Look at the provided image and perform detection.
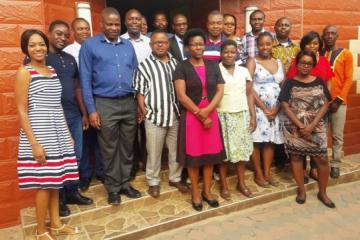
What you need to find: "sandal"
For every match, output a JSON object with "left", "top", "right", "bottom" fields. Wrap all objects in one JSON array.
[
  {"left": 220, "top": 187, "right": 231, "bottom": 200},
  {"left": 35, "top": 231, "right": 55, "bottom": 240},
  {"left": 237, "top": 184, "right": 254, "bottom": 198},
  {"left": 267, "top": 178, "right": 280, "bottom": 187},
  {"left": 254, "top": 178, "right": 271, "bottom": 188},
  {"left": 50, "top": 224, "right": 81, "bottom": 236}
]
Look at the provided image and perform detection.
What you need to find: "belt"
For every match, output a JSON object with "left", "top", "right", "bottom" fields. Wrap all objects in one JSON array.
[{"left": 94, "top": 93, "right": 134, "bottom": 100}]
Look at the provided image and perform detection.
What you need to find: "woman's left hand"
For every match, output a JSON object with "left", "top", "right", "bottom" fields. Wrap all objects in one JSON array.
[
  {"left": 82, "top": 115, "right": 89, "bottom": 130},
  {"left": 202, "top": 117, "right": 212, "bottom": 129},
  {"left": 249, "top": 116, "right": 257, "bottom": 132},
  {"left": 299, "top": 125, "right": 313, "bottom": 139},
  {"left": 197, "top": 108, "right": 211, "bottom": 121}
]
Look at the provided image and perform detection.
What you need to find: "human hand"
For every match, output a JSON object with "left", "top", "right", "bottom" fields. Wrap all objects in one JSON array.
[
  {"left": 330, "top": 101, "right": 341, "bottom": 113},
  {"left": 31, "top": 143, "right": 47, "bottom": 164},
  {"left": 82, "top": 115, "right": 89, "bottom": 130},
  {"left": 89, "top": 112, "right": 101, "bottom": 130},
  {"left": 249, "top": 116, "right": 257, "bottom": 132},
  {"left": 197, "top": 108, "right": 211, "bottom": 121},
  {"left": 202, "top": 117, "right": 212, "bottom": 129}
]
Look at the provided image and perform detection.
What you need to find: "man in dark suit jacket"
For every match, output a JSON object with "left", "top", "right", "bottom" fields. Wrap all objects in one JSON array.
[{"left": 169, "top": 14, "right": 188, "bottom": 62}]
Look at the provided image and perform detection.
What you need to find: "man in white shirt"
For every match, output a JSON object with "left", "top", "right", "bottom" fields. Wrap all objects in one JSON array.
[
  {"left": 63, "top": 18, "right": 90, "bottom": 65},
  {"left": 121, "top": 9, "right": 151, "bottom": 64},
  {"left": 169, "top": 14, "right": 188, "bottom": 62}
]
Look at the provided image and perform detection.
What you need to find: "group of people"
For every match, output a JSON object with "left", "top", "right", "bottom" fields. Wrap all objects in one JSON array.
[{"left": 15, "top": 6, "right": 353, "bottom": 240}]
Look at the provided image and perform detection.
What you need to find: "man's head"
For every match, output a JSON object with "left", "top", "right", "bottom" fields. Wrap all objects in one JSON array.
[
  {"left": 152, "top": 11, "right": 168, "bottom": 31},
  {"left": 250, "top": 10, "right": 265, "bottom": 33},
  {"left": 150, "top": 29, "right": 169, "bottom": 58},
  {"left": 141, "top": 16, "right": 148, "bottom": 35},
  {"left": 323, "top": 25, "right": 338, "bottom": 49},
  {"left": 125, "top": 9, "right": 142, "bottom": 36},
  {"left": 71, "top": 18, "right": 90, "bottom": 44},
  {"left": 100, "top": 7, "right": 121, "bottom": 42},
  {"left": 274, "top": 17, "right": 291, "bottom": 40},
  {"left": 172, "top": 14, "right": 188, "bottom": 38},
  {"left": 48, "top": 20, "right": 70, "bottom": 51},
  {"left": 206, "top": 10, "right": 224, "bottom": 39}
]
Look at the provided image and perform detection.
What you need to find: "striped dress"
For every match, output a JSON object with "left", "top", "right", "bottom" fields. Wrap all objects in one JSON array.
[{"left": 17, "top": 65, "right": 79, "bottom": 189}]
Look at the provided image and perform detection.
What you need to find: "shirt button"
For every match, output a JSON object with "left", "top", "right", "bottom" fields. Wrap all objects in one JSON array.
[
  {"left": 118, "top": 74, "right": 121, "bottom": 78},
  {"left": 117, "top": 64, "right": 120, "bottom": 67},
  {"left": 115, "top": 54, "right": 118, "bottom": 56}
]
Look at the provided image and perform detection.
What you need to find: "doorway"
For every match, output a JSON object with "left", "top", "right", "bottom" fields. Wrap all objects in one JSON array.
[{"left": 106, "top": 0, "right": 220, "bottom": 34}]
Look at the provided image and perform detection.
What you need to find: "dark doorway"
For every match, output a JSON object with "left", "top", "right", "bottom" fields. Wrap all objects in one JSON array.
[{"left": 106, "top": 0, "right": 220, "bottom": 34}]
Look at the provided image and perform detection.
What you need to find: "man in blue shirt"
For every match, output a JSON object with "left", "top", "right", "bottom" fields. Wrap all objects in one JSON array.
[
  {"left": 46, "top": 20, "right": 93, "bottom": 216},
  {"left": 79, "top": 7, "right": 141, "bottom": 205}
]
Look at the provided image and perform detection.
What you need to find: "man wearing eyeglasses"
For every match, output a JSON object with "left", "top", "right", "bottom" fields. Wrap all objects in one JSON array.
[{"left": 134, "top": 29, "right": 189, "bottom": 198}]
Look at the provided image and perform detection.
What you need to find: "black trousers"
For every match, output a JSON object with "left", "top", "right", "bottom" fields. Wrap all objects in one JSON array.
[{"left": 95, "top": 96, "right": 137, "bottom": 193}]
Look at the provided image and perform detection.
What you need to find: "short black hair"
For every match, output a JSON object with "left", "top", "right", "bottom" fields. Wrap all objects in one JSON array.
[
  {"left": 71, "top": 17, "right": 89, "bottom": 30},
  {"left": 220, "top": 39, "right": 237, "bottom": 53},
  {"left": 250, "top": 9, "right": 265, "bottom": 19},
  {"left": 151, "top": 29, "right": 168, "bottom": 39},
  {"left": 183, "top": 28, "right": 206, "bottom": 46},
  {"left": 207, "top": 10, "right": 223, "bottom": 20},
  {"left": 49, "top": 20, "right": 69, "bottom": 33},
  {"left": 300, "top": 31, "right": 323, "bottom": 51},
  {"left": 223, "top": 13, "right": 237, "bottom": 32},
  {"left": 256, "top": 31, "right": 273, "bottom": 44},
  {"left": 20, "top": 29, "right": 49, "bottom": 56},
  {"left": 153, "top": 10, "right": 168, "bottom": 20},
  {"left": 295, "top": 50, "right": 317, "bottom": 68}
]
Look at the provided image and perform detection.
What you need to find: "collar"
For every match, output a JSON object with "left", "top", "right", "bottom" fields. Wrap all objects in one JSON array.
[
  {"left": 149, "top": 52, "right": 174, "bottom": 62},
  {"left": 175, "top": 34, "right": 183, "bottom": 43},
  {"left": 246, "top": 28, "right": 266, "bottom": 38},
  {"left": 122, "top": 32, "right": 147, "bottom": 42},
  {"left": 73, "top": 41, "right": 82, "bottom": 49},
  {"left": 273, "top": 37, "right": 295, "bottom": 47},
  {"left": 100, "top": 34, "right": 122, "bottom": 44},
  {"left": 206, "top": 34, "right": 227, "bottom": 45},
  {"left": 219, "top": 62, "right": 239, "bottom": 74}
]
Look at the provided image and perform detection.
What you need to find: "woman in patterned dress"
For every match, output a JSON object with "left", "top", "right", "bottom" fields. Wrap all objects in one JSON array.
[
  {"left": 16, "top": 29, "right": 80, "bottom": 239},
  {"left": 246, "top": 32, "right": 284, "bottom": 188},
  {"left": 217, "top": 40, "right": 256, "bottom": 199},
  {"left": 279, "top": 50, "right": 335, "bottom": 208}
]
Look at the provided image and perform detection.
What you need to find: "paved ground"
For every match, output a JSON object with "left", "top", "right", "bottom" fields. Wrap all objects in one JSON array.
[{"left": 147, "top": 181, "right": 360, "bottom": 240}]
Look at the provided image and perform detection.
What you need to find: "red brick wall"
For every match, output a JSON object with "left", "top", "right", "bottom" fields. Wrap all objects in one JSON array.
[{"left": 0, "top": 0, "right": 105, "bottom": 228}]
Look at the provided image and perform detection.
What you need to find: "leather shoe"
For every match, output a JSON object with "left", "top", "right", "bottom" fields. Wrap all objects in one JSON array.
[
  {"left": 108, "top": 192, "right": 121, "bottom": 205},
  {"left": 169, "top": 181, "right": 190, "bottom": 193},
  {"left": 120, "top": 186, "right": 141, "bottom": 198},
  {"left": 330, "top": 167, "right": 340, "bottom": 179},
  {"left": 295, "top": 195, "right": 306, "bottom": 204},
  {"left": 59, "top": 203, "right": 71, "bottom": 217},
  {"left": 317, "top": 193, "right": 336, "bottom": 208},
  {"left": 96, "top": 175, "right": 105, "bottom": 184},
  {"left": 147, "top": 185, "right": 160, "bottom": 198},
  {"left": 201, "top": 192, "right": 219, "bottom": 208},
  {"left": 66, "top": 192, "right": 93, "bottom": 205},
  {"left": 192, "top": 201, "right": 203, "bottom": 211},
  {"left": 79, "top": 178, "right": 91, "bottom": 191}
]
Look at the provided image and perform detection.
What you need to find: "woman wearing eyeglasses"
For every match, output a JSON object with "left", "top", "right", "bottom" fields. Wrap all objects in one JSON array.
[
  {"left": 174, "top": 28, "right": 226, "bottom": 211},
  {"left": 279, "top": 50, "right": 335, "bottom": 208}
]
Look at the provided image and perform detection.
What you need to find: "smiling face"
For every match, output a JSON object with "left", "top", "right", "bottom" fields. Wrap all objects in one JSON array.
[
  {"left": 27, "top": 33, "right": 48, "bottom": 62},
  {"left": 274, "top": 18, "right": 291, "bottom": 40},
  {"left": 150, "top": 32, "right": 169, "bottom": 58},
  {"left": 297, "top": 55, "right": 315, "bottom": 76},
  {"left": 250, "top": 11, "right": 265, "bottom": 33},
  {"left": 304, "top": 37, "right": 320, "bottom": 54},
  {"left": 48, "top": 24, "right": 70, "bottom": 51},
  {"left": 187, "top": 36, "right": 205, "bottom": 59},
  {"left": 221, "top": 44, "right": 237, "bottom": 66},
  {"left": 257, "top": 35, "right": 273, "bottom": 58},
  {"left": 223, "top": 15, "right": 236, "bottom": 37},
  {"left": 207, "top": 14, "right": 224, "bottom": 39},
  {"left": 101, "top": 13, "right": 121, "bottom": 42},
  {"left": 125, "top": 10, "right": 142, "bottom": 35},
  {"left": 153, "top": 13, "right": 168, "bottom": 30},
  {"left": 73, "top": 20, "right": 90, "bottom": 44}
]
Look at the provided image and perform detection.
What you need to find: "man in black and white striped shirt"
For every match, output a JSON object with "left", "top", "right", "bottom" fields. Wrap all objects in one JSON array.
[{"left": 134, "top": 29, "right": 189, "bottom": 198}]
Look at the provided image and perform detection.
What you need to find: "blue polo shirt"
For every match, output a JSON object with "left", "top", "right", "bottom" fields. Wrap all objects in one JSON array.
[
  {"left": 46, "top": 52, "right": 80, "bottom": 118},
  {"left": 79, "top": 34, "right": 138, "bottom": 114}
]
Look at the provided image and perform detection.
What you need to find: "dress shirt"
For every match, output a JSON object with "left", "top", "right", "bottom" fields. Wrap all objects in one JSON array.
[
  {"left": 121, "top": 32, "right": 151, "bottom": 63},
  {"left": 63, "top": 41, "right": 82, "bottom": 66},
  {"left": 79, "top": 34, "right": 138, "bottom": 114},
  {"left": 272, "top": 38, "right": 300, "bottom": 73},
  {"left": 174, "top": 34, "right": 186, "bottom": 60}
]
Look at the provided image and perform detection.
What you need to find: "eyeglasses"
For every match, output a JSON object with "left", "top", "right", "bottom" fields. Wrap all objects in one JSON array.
[{"left": 298, "top": 61, "right": 314, "bottom": 68}]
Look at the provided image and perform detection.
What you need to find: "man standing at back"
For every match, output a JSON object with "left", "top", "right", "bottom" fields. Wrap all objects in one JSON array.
[
  {"left": 322, "top": 25, "right": 353, "bottom": 179},
  {"left": 147, "top": 11, "right": 173, "bottom": 38},
  {"left": 79, "top": 7, "right": 141, "bottom": 205},
  {"left": 169, "top": 14, "right": 188, "bottom": 62}
]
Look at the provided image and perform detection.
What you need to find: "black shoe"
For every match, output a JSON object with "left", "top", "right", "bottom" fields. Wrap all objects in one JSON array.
[
  {"left": 201, "top": 192, "right": 219, "bottom": 208},
  {"left": 192, "top": 201, "right": 203, "bottom": 211},
  {"left": 330, "top": 167, "right": 340, "bottom": 179},
  {"left": 59, "top": 203, "right": 71, "bottom": 217},
  {"left": 295, "top": 195, "right": 306, "bottom": 204},
  {"left": 79, "top": 178, "right": 91, "bottom": 191},
  {"left": 108, "top": 192, "right": 121, "bottom": 205},
  {"left": 317, "top": 193, "right": 336, "bottom": 208},
  {"left": 96, "top": 175, "right": 105, "bottom": 184},
  {"left": 66, "top": 192, "right": 93, "bottom": 205},
  {"left": 119, "top": 186, "right": 141, "bottom": 198},
  {"left": 304, "top": 176, "right": 309, "bottom": 184}
]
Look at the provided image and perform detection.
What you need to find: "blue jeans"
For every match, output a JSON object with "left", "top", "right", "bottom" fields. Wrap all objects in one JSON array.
[
  {"left": 60, "top": 114, "right": 82, "bottom": 199},
  {"left": 80, "top": 127, "right": 103, "bottom": 179}
]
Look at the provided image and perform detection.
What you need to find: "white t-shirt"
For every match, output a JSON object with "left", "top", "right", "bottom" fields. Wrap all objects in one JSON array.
[
  {"left": 121, "top": 32, "right": 151, "bottom": 64},
  {"left": 63, "top": 41, "right": 81, "bottom": 66},
  {"left": 217, "top": 63, "right": 252, "bottom": 112}
]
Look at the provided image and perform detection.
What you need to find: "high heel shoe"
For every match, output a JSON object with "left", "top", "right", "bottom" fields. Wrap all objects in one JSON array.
[
  {"left": 317, "top": 193, "right": 336, "bottom": 208},
  {"left": 201, "top": 192, "right": 219, "bottom": 208},
  {"left": 35, "top": 231, "right": 55, "bottom": 240},
  {"left": 50, "top": 224, "right": 81, "bottom": 236},
  {"left": 191, "top": 200, "right": 203, "bottom": 211}
]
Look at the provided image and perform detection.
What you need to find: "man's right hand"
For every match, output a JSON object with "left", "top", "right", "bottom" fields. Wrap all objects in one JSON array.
[{"left": 89, "top": 112, "right": 101, "bottom": 130}]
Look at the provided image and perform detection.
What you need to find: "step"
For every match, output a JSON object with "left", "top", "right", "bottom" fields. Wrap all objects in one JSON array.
[{"left": 21, "top": 154, "right": 360, "bottom": 240}]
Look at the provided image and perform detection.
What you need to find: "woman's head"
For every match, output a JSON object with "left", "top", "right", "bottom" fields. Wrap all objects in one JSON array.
[
  {"left": 300, "top": 31, "right": 322, "bottom": 54},
  {"left": 223, "top": 14, "right": 237, "bottom": 37},
  {"left": 295, "top": 50, "right": 317, "bottom": 75},
  {"left": 220, "top": 39, "right": 237, "bottom": 66},
  {"left": 183, "top": 28, "right": 206, "bottom": 59},
  {"left": 256, "top": 32, "right": 273, "bottom": 58},
  {"left": 21, "top": 29, "right": 49, "bottom": 61}
]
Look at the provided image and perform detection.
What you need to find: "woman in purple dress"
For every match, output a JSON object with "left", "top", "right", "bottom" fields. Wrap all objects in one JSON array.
[{"left": 174, "top": 28, "right": 226, "bottom": 211}]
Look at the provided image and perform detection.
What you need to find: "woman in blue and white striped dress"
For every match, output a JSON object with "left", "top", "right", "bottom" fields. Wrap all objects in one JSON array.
[{"left": 16, "top": 29, "right": 80, "bottom": 239}]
